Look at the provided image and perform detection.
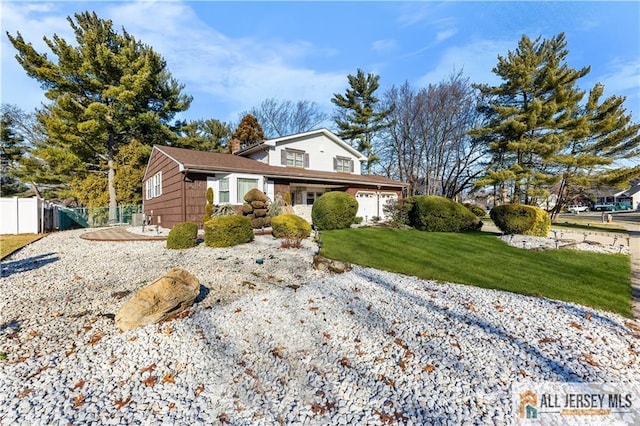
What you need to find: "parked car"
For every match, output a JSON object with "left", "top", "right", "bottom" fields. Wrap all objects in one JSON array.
[
  {"left": 567, "top": 205, "right": 589, "bottom": 213},
  {"left": 592, "top": 202, "right": 632, "bottom": 211},
  {"left": 592, "top": 203, "right": 615, "bottom": 211},
  {"left": 613, "top": 202, "right": 632, "bottom": 211}
]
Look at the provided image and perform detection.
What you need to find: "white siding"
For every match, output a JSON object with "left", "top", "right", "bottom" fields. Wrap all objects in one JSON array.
[
  {"left": 207, "top": 174, "right": 273, "bottom": 205},
  {"left": 269, "top": 134, "right": 362, "bottom": 174}
]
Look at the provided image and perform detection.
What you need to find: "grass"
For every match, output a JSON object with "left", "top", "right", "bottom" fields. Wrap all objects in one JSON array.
[
  {"left": 0, "top": 234, "right": 44, "bottom": 259},
  {"left": 319, "top": 227, "right": 631, "bottom": 317}
]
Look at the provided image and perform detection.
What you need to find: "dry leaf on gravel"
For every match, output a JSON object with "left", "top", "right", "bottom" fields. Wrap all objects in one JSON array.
[
  {"left": 194, "top": 384, "right": 205, "bottom": 397},
  {"left": 422, "top": 365, "right": 435, "bottom": 373},
  {"left": 162, "top": 373, "right": 176, "bottom": 384},
  {"left": 17, "top": 388, "right": 33, "bottom": 398},
  {"left": 72, "top": 379, "right": 85, "bottom": 390},
  {"left": 114, "top": 397, "right": 131, "bottom": 409},
  {"left": 87, "top": 332, "right": 103, "bottom": 345},
  {"left": 72, "top": 393, "right": 85, "bottom": 408},
  {"left": 583, "top": 354, "right": 600, "bottom": 367},
  {"left": 570, "top": 322, "right": 583, "bottom": 330},
  {"left": 140, "top": 363, "right": 156, "bottom": 374},
  {"left": 143, "top": 376, "right": 157, "bottom": 387}
]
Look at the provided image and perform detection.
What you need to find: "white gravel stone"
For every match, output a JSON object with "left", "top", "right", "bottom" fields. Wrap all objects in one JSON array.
[{"left": 1, "top": 228, "right": 639, "bottom": 424}]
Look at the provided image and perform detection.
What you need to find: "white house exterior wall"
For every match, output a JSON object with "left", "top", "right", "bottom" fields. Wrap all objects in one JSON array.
[
  {"left": 207, "top": 173, "right": 274, "bottom": 205},
  {"left": 267, "top": 134, "right": 362, "bottom": 174}
]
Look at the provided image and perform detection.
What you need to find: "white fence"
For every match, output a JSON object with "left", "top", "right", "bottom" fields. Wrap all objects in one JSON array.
[{"left": 0, "top": 197, "right": 59, "bottom": 234}]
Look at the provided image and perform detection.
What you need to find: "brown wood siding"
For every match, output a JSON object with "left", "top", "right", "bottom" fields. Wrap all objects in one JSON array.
[
  {"left": 274, "top": 181, "right": 291, "bottom": 200},
  {"left": 185, "top": 173, "right": 207, "bottom": 226},
  {"left": 143, "top": 150, "right": 185, "bottom": 229}
]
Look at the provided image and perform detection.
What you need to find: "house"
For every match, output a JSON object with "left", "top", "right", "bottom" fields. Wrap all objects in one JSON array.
[
  {"left": 614, "top": 182, "right": 640, "bottom": 210},
  {"left": 142, "top": 129, "right": 407, "bottom": 228}
]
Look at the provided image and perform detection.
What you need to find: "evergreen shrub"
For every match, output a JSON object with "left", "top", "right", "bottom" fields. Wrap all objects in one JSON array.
[
  {"left": 406, "top": 195, "right": 482, "bottom": 232},
  {"left": 166, "top": 222, "right": 198, "bottom": 249},
  {"left": 311, "top": 191, "right": 358, "bottom": 230},
  {"left": 204, "top": 215, "right": 254, "bottom": 247},
  {"left": 271, "top": 214, "right": 312, "bottom": 240},
  {"left": 490, "top": 204, "right": 550, "bottom": 236}
]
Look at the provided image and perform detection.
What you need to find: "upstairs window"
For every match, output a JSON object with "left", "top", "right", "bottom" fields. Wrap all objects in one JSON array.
[
  {"left": 281, "top": 149, "right": 309, "bottom": 168},
  {"left": 334, "top": 157, "right": 354, "bottom": 173}
]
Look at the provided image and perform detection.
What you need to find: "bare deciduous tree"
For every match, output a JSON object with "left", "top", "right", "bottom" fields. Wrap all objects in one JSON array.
[
  {"left": 379, "top": 73, "right": 486, "bottom": 198},
  {"left": 248, "top": 98, "right": 329, "bottom": 138}
]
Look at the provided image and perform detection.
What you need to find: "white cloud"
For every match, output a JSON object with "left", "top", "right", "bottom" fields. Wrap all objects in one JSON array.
[
  {"left": 597, "top": 58, "right": 640, "bottom": 120},
  {"left": 416, "top": 39, "right": 514, "bottom": 87},
  {"left": 371, "top": 39, "right": 397, "bottom": 53},
  {"left": 101, "top": 1, "right": 345, "bottom": 121},
  {"left": 436, "top": 28, "right": 457, "bottom": 43},
  {"left": 0, "top": 2, "right": 76, "bottom": 111},
  {"left": 0, "top": 1, "right": 347, "bottom": 121}
]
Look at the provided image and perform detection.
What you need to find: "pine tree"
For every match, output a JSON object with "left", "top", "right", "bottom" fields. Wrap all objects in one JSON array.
[
  {"left": 550, "top": 83, "right": 640, "bottom": 217},
  {"left": 175, "top": 119, "right": 232, "bottom": 152},
  {"left": 472, "top": 33, "right": 639, "bottom": 213},
  {"left": 471, "top": 33, "right": 589, "bottom": 205},
  {"left": 232, "top": 114, "right": 264, "bottom": 150},
  {"left": 7, "top": 11, "right": 191, "bottom": 221},
  {"left": 331, "top": 69, "right": 392, "bottom": 173},
  {"left": 0, "top": 105, "right": 28, "bottom": 196}
]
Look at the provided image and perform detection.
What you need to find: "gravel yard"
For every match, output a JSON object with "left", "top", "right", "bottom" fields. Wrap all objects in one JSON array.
[{"left": 1, "top": 228, "right": 639, "bottom": 425}]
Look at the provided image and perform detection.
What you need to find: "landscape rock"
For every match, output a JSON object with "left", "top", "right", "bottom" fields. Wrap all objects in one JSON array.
[
  {"left": 313, "top": 255, "right": 352, "bottom": 273},
  {"left": 115, "top": 267, "right": 200, "bottom": 331}
]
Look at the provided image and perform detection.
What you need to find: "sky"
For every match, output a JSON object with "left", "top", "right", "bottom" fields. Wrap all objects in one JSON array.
[{"left": 1, "top": 1, "right": 639, "bottom": 127}]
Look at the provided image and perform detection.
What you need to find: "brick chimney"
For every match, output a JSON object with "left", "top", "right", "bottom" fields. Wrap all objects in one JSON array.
[{"left": 230, "top": 138, "right": 241, "bottom": 154}]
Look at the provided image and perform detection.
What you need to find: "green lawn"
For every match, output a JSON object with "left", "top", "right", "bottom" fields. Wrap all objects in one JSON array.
[
  {"left": 319, "top": 228, "right": 631, "bottom": 317},
  {"left": 0, "top": 234, "right": 44, "bottom": 259}
]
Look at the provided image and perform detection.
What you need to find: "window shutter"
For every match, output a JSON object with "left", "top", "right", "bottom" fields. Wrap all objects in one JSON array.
[
  {"left": 304, "top": 153, "right": 309, "bottom": 168},
  {"left": 281, "top": 149, "right": 287, "bottom": 165},
  {"left": 333, "top": 158, "right": 337, "bottom": 171},
  {"left": 350, "top": 160, "right": 354, "bottom": 173}
]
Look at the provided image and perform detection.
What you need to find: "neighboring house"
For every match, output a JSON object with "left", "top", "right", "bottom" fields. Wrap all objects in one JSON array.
[
  {"left": 142, "top": 129, "right": 407, "bottom": 228},
  {"left": 614, "top": 182, "right": 640, "bottom": 210}
]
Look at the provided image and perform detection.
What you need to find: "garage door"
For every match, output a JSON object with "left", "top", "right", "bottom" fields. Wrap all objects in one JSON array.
[{"left": 355, "top": 192, "right": 398, "bottom": 220}]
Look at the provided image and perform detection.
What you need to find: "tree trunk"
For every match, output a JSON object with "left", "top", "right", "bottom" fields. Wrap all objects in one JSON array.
[{"left": 108, "top": 158, "right": 118, "bottom": 224}]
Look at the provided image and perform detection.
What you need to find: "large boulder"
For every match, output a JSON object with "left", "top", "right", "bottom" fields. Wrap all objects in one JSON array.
[{"left": 115, "top": 267, "right": 200, "bottom": 331}]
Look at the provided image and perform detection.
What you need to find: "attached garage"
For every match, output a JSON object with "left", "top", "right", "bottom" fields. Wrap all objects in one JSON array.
[{"left": 355, "top": 191, "right": 398, "bottom": 220}]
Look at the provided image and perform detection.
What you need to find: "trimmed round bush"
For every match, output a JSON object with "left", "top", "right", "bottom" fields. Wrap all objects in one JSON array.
[
  {"left": 271, "top": 214, "right": 312, "bottom": 240},
  {"left": 244, "top": 188, "right": 268, "bottom": 203},
  {"left": 490, "top": 204, "right": 550, "bottom": 236},
  {"left": 311, "top": 191, "right": 358, "bottom": 230},
  {"left": 406, "top": 195, "right": 482, "bottom": 232},
  {"left": 204, "top": 215, "right": 254, "bottom": 247},
  {"left": 166, "top": 222, "right": 198, "bottom": 249}
]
